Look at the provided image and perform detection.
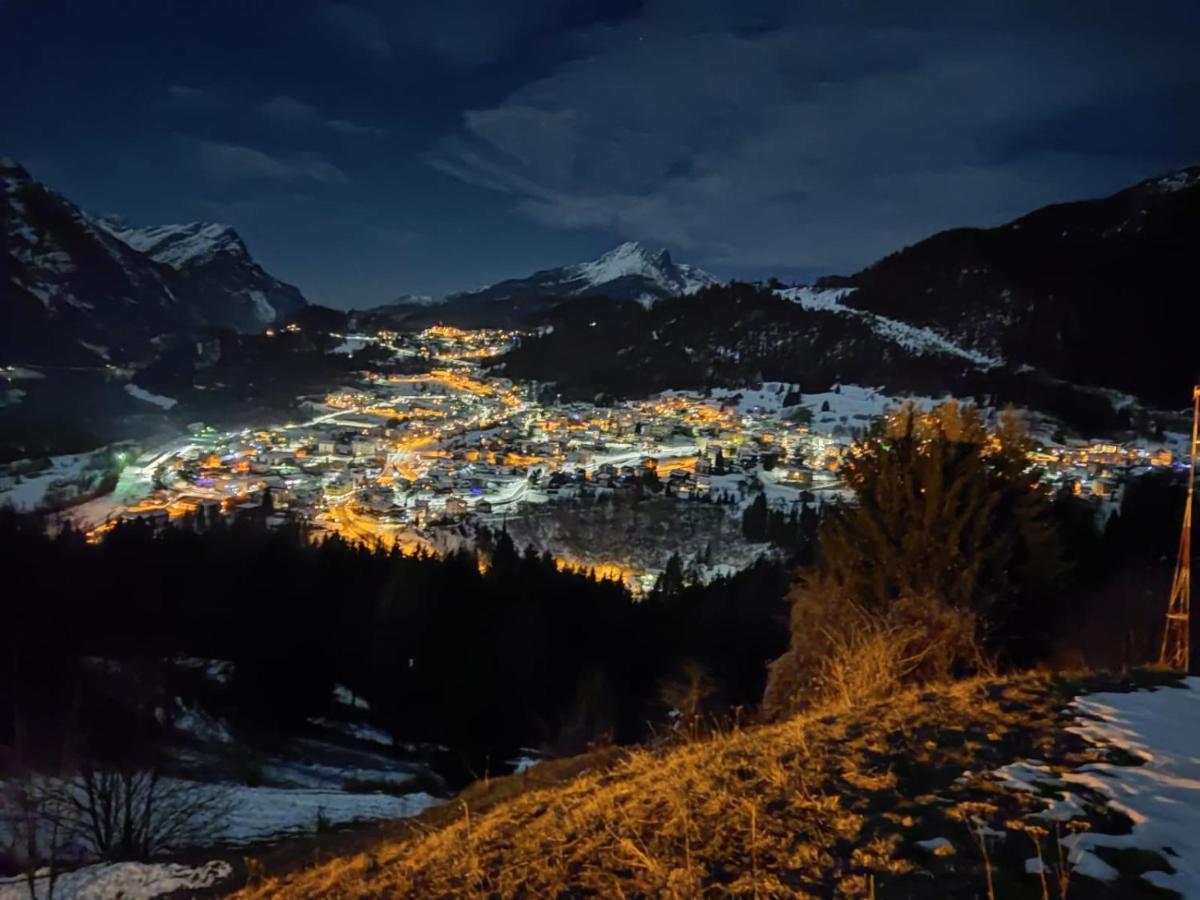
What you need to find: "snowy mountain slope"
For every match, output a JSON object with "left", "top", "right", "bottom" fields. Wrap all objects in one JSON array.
[
  {"left": 2, "top": 157, "right": 186, "bottom": 366},
  {"left": 2, "top": 157, "right": 309, "bottom": 365},
  {"left": 359, "top": 241, "right": 719, "bottom": 329},
  {"left": 834, "top": 164, "right": 1200, "bottom": 406},
  {"left": 498, "top": 282, "right": 990, "bottom": 403},
  {"left": 451, "top": 240, "right": 719, "bottom": 306},
  {"left": 565, "top": 241, "right": 718, "bottom": 300},
  {"left": 779, "top": 286, "right": 1002, "bottom": 369},
  {"left": 97, "top": 218, "right": 307, "bottom": 331},
  {"left": 96, "top": 220, "right": 245, "bottom": 268}
]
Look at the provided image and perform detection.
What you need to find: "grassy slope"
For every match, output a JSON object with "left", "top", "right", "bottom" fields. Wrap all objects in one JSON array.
[{"left": 235, "top": 673, "right": 1182, "bottom": 899}]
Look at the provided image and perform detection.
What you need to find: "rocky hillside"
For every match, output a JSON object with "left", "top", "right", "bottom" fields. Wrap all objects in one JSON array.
[
  {"left": 97, "top": 219, "right": 307, "bottom": 333},
  {"left": 1, "top": 158, "right": 307, "bottom": 367},
  {"left": 2, "top": 157, "right": 186, "bottom": 366}
]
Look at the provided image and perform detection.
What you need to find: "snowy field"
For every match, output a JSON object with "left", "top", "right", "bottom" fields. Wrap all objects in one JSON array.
[
  {"left": 0, "top": 779, "right": 437, "bottom": 899},
  {"left": 0, "top": 860, "right": 231, "bottom": 900},
  {"left": 0, "top": 453, "right": 100, "bottom": 512},
  {"left": 209, "top": 782, "right": 438, "bottom": 843}
]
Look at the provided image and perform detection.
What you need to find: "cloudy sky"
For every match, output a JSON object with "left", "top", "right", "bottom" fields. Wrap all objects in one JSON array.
[{"left": 3, "top": 0, "right": 1199, "bottom": 307}]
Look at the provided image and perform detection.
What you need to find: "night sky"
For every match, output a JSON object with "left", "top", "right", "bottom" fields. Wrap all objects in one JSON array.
[{"left": 3, "top": 0, "right": 1199, "bottom": 308}]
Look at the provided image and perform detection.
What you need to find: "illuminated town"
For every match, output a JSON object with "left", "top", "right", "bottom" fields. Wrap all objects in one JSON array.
[{"left": 67, "top": 325, "right": 1180, "bottom": 591}]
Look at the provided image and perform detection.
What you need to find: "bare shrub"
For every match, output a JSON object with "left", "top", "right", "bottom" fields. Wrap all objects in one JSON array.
[
  {"left": 765, "top": 591, "right": 992, "bottom": 716},
  {"left": 1, "top": 769, "right": 75, "bottom": 899},
  {"left": 63, "top": 767, "right": 233, "bottom": 862}
]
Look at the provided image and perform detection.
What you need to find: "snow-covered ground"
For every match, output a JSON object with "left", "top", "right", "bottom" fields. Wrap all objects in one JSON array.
[
  {"left": 779, "top": 285, "right": 1003, "bottom": 368},
  {"left": 0, "top": 452, "right": 100, "bottom": 512},
  {"left": 804, "top": 384, "right": 952, "bottom": 432},
  {"left": 124, "top": 383, "right": 178, "bottom": 410},
  {"left": 330, "top": 334, "right": 376, "bottom": 355},
  {"left": 211, "top": 782, "right": 438, "bottom": 843},
  {"left": 0, "top": 860, "right": 231, "bottom": 900},
  {"left": 998, "top": 678, "right": 1200, "bottom": 895},
  {"left": 1063, "top": 680, "right": 1200, "bottom": 895},
  {"left": 0, "top": 776, "right": 437, "bottom": 898},
  {"left": 52, "top": 437, "right": 197, "bottom": 530}
]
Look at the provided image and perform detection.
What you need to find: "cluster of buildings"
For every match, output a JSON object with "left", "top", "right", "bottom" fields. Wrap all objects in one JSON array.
[
  {"left": 1031, "top": 441, "right": 1177, "bottom": 501},
  {"left": 85, "top": 328, "right": 843, "bottom": 553},
  {"left": 79, "top": 325, "right": 1185, "bottom": 573}
]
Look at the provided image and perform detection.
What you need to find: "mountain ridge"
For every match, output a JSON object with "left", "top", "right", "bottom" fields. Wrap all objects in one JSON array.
[
  {"left": 352, "top": 240, "right": 719, "bottom": 331},
  {"left": 1, "top": 157, "right": 308, "bottom": 366},
  {"left": 445, "top": 240, "right": 719, "bottom": 308},
  {"left": 832, "top": 164, "right": 1200, "bottom": 406},
  {"left": 97, "top": 217, "right": 307, "bottom": 331}
]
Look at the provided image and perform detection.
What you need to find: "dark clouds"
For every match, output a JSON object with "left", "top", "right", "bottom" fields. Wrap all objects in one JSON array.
[
  {"left": 257, "top": 95, "right": 385, "bottom": 136},
  {"left": 1, "top": 0, "right": 1197, "bottom": 304},
  {"left": 197, "top": 142, "right": 349, "bottom": 185},
  {"left": 433, "top": 0, "right": 1200, "bottom": 274}
]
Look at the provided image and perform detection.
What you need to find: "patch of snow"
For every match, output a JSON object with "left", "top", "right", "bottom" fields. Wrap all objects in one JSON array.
[
  {"left": 803, "top": 384, "right": 952, "bottom": 433},
  {"left": 992, "top": 760, "right": 1058, "bottom": 794},
  {"left": 778, "top": 286, "right": 856, "bottom": 310},
  {"left": 0, "top": 452, "right": 98, "bottom": 512},
  {"left": 1068, "top": 849, "right": 1119, "bottom": 883},
  {"left": 333, "top": 684, "right": 370, "bottom": 710},
  {"left": 916, "top": 836, "right": 954, "bottom": 853},
  {"left": 995, "top": 679, "right": 1200, "bottom": 893},
  {"left": 507, "top": 753, "right": 540, "bottom": 775},
  {"left": 330, "top": 335, "right": 375, "bottom": 355},
  {"left": 173, "top": 700, "right": 233, "bottom": 744},
  {"left": 173, "top": 656, "right": 234, "bottom": 684},
  {"left": 309, "top": 717, "right": 393, "bottom": 747},
  {"left": 778, "top": 285, "right": 1002, "bottom": 368},
  {"left": 247, "top": 289, "right": 276, "bottom": 323},
  {"left": 1153, "top": 170, "right": 1200, "bottom": 194},
  {"left": 0, "top": 860, "right": 232, "bottom": 900},
  {"left": 124, "top": 384, "right": 178, "bottom": 410},
  {"left": 96, "top": 220, "right": 244, "bottom": 268},
  {"left": 78, "top": 341, "right": 109, "bottom": 362},
  {"left": 216, "top": 783, "right": 438, "bottom": 843},
  {"left": 1058, "top": 679, "right": 1200, "bottom": 895}
]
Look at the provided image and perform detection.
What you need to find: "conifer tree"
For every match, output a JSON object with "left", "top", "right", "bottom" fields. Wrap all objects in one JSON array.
[{"left": 764, "top": 402, "right": 1065, "bottom": 715}]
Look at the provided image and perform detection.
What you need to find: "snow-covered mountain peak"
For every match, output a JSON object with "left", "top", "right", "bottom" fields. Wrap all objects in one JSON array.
[
  {"left": 96, "top": 219, "right": 247, "bottom": 269},
  {"left": 569, "top": 241, "right": 717, "bottom": 296}
]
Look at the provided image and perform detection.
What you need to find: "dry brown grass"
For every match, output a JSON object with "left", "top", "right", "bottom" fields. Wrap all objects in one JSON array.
[{"left": 235, "top": 674, "right": 1098, "bottom": 899}]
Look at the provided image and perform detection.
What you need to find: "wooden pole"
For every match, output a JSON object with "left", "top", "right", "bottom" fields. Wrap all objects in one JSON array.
[{"left": 1160, "top": 385, "right": 1198, "bottom": 672}]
